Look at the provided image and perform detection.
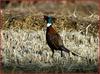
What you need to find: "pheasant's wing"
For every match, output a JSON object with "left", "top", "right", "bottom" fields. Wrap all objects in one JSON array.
[{"left": 49, "top": 33, "right": 63, "bottom": 49}]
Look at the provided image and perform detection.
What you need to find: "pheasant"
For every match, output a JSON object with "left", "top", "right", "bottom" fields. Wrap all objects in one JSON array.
[{"left": 44, "top": 15, "right": 81, "bottom": 57}]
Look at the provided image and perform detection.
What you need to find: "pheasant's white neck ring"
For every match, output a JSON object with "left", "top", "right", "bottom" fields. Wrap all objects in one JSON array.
[{"left": 47, "top": 23, "right": 52, "bottom": 27}]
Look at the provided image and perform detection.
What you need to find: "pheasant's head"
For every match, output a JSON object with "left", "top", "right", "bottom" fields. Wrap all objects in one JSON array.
[{"left": 44, "top": 16, "right": 56, "bottom": 27}]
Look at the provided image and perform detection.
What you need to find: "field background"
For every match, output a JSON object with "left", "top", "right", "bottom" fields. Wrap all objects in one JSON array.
[{"left": 0, "top": 0, "right": 99, "bottom": 72}]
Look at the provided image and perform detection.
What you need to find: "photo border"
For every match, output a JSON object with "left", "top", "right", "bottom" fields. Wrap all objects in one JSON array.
[{"left": 0, "top": 0, "right": 99, "bottom": 74}]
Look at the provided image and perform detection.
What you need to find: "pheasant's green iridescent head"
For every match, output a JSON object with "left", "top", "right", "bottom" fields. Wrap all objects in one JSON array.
[
  {"left": 44, "top": 15, "right": 56, "bottom": 27},
  {"left": 47, "top": 16, "right": 52, "bottom": 23}
]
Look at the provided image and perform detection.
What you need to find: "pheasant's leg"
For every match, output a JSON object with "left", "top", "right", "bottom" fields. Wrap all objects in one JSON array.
[
  {"left": 61, "top": 50, "right": 63, "bottom": 57},
  {"left": 52, "top": 50, "right": 54, "bottom": 58}
]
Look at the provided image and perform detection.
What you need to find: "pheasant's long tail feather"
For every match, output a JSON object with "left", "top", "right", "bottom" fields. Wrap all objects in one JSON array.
[{"left": 60, "top": 46, "right": 85, "bottom": 58}]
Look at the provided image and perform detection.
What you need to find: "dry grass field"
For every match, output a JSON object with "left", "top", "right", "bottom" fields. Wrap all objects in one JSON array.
[{"left": 0, "top": 0, "right": 99, "bottom": 72}]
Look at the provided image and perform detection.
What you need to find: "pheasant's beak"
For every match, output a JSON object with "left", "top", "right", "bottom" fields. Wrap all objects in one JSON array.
[{"left": 43, "top": 15, "right": 47, "bottom": 23}]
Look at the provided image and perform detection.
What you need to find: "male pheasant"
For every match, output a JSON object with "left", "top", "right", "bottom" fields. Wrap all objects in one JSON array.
[{"left": 44, "top": 15, "right": 80, "bottom": 57}]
